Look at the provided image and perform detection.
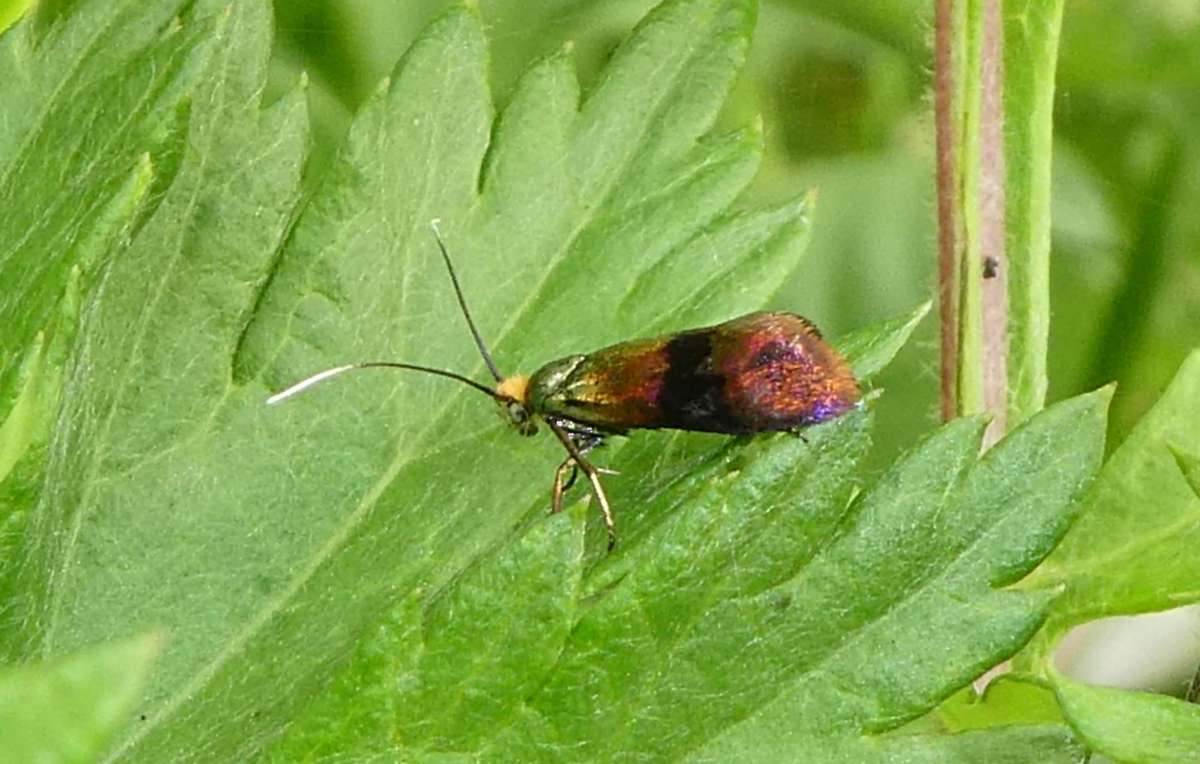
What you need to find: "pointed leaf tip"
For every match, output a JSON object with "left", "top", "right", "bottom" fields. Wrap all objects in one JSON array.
[
  {"left": 839, "top": 301, "right": 931, "bottom": 379},
  {"left": 1169, "top": 442, "right": 1200, "bottom": 499}
]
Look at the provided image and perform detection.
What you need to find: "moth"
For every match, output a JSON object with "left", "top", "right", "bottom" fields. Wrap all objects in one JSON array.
[{"left": 269, "top": 223, "right": 860, "bottom": 549}]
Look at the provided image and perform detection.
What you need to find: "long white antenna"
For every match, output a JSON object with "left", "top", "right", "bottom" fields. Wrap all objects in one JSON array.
[
  {"left": 267, "top": 365, "right": 356, "bottom": 404},
  {"left": 266, "top": 362, "right": 502, "bottom": 405}
]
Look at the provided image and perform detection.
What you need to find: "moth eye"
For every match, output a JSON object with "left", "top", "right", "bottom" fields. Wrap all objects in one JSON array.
[
  {"left": 507, "top": 403, "right": 537, "bottom": 434},
  {"left": 504, "top": 403, "right": 537, "bottom": 436}
]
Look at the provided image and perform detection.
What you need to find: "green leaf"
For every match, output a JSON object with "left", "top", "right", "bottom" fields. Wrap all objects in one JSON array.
[
  {"left": 678, "top": 390, "right": 1107, "bottom": 762},
  {"left": 1014, "top": 353, "right": 1200, "bottom": 760},
  {"left": 391, "top": 507, "right": 586, "bottom": 750},
  {"left": 9, "top": 0, "right": 309, "bottom": 758},
  {"left": 0, "top": 633, "right": 160, "bottom": 764},
  {"left": 0, "top": 268, "right": 75, "bottom": 484},
  {"left": 1171, "top": 442, "right": 1200, "bottom": 501},
  {"left": 837, "top": 300, "right": 930, "bottom": 380},
  {"left": 1024, "top": 351, "right": 1200, "bottom": 651},
  {"left": 687, "top": 725, "right": 1085, "bottom": 763},
  {"left": 0, "top": 0, "right": 31, "bottom": 35},
  {"left": 268, "top": 388, "right": 1105, "bottom": 760},
  {"left": 1054, "top": 674, "right": 1200, "bottom": 764},
  {"left": 263, "top": 506, "right": 587, "bottom": 761},
  {"left": 0, "top": 266, "right": 80, "bottom": 652},
  {"left": 939, "top": 675, "right": 1066, "bottom": 732},
  {"left": 4, "top": 0, "right": 847, "bottom": 759},
  {"left": 0, "top": 0, "right": 207, "bottom": 413}
]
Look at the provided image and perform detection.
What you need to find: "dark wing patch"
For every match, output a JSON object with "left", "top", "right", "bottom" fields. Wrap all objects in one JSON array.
[{"left": 658, "top": 330, "right": 743, "bottom": 432}]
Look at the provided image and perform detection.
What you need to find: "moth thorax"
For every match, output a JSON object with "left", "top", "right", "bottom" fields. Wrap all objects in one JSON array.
[{"left": 497, "top": 374, "right": 531, "bottom": 405}]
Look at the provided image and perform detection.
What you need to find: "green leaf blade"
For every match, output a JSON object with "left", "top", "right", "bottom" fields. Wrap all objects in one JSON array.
[
  {"left": 684, "top": 390, "right": 1107, "bottom": 760},
  {"left": 265, "top": 509, "right": 587, "bottom": 760},
  {"left": 11, "top": 0, "right": 829, "bottom": 759},
  {"left": 509, "top": 410, "right": 872, "bottom": 761},
  {"left": 1055, "top": 676, "right": 1200, "bottom": 764},
  {"left": 394, "top": 509, "right": 586, "bottom": 751},
  {"left": 0, "top": 633, "right": 160, "bottom": 764},
  {"left": 0, "top": 1, "right": 208, "bottom": 410},
  {"left": 12, "top": 1, "right": 311, "bottom": 759},
  {"left": 943, "top": 387, "right": 1109, "bottom": 588},
  {"left": 1028, "top": 351, "right": 1200, "bottom": 639},
  {"left": 686, "top": 725, "right": 1085, "bottom": 764},
  {"left": 572, "top": 0, "right": 755, "bottom": 202},
  {"left": 838, "top": 300, "right": 931, "bottom": 380}
]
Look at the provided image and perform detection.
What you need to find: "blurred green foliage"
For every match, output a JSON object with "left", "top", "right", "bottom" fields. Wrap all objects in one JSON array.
[
  {"left": 0, "top": 0, "right": 32, "bottom": 31},
  {"left": 268, "top": 0, "right": 1200, "bottom": 461}
]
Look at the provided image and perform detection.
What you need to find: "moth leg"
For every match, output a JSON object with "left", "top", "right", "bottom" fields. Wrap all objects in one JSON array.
[
  {"left": 550, "top": 424, "right": 607, "bottom": 510},
  {"left": 579, "top": 459, "right": 616, "bottom": 552},
  {"left": 559, "top": 459, "right": 616, "bottom": 488},
  {"left": 561, "top": 462, "right": 580, "bottom": 492},
  {"left": 784, "top": 425, "right": 811, "bottom": 443},
  {"left": 558, "top": 425, "right": 611, "bottom": 490},
  {"left": 548, "top": 421, "right": 617, "bottom": 551},
  {"left": 551, "top": 445, "right": 618, "bottom": 512},
  {"left": 551, "top": 458, "right": 578, "bottom": 514}
]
